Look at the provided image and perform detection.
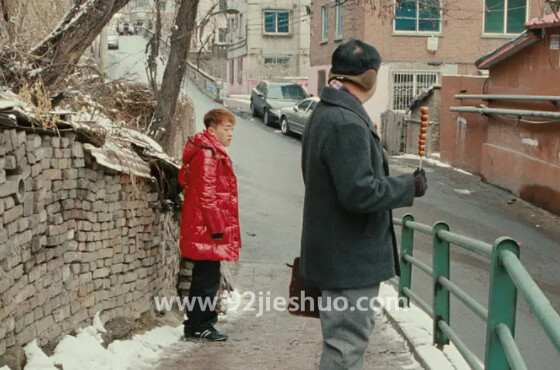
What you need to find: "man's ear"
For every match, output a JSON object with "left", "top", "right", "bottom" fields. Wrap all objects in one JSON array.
[{"left": 207, "top": 125, "right": 216, "bottom": 135}]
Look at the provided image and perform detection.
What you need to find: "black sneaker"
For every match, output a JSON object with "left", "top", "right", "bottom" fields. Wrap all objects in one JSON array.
[{"left": 185, "top": 327, "right": 228, "bottom": 341}]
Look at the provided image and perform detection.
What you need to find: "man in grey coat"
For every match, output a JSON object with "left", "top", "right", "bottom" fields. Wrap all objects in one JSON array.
[{"left": 300, "top": 39, "right": 428, "bottom": 369}]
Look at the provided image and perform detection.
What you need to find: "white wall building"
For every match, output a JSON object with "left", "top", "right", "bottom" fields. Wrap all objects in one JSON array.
[{"left": 226, "top": 0, "right": 311, "bottom": 96}]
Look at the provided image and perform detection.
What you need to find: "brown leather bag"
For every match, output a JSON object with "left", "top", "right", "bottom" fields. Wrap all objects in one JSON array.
[{"left": 287, "top": 257, "right": 321, "bottom": 318}]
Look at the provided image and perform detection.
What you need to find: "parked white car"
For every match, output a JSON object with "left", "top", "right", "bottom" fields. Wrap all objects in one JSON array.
[{"left": 108, "top": 28, "right": 119, "bottom": 49}]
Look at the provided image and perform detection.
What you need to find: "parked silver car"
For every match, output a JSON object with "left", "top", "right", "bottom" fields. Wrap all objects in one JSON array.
[{"left": 279, "top": 97, "right": 319, "bottom": 135}]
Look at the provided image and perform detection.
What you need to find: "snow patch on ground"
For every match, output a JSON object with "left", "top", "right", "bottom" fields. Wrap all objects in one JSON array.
[
  {"left": 454, "top": 189, "right": 472, "bottom": 195},
  {"left": 23, "top": 314, "right": 189, "bottom": 370},
  {"left": 379, "top": 283, "right": 477, "bottom": 370},
  {"left": 395, "top": 154, "right": 474, "bottom": 176}
]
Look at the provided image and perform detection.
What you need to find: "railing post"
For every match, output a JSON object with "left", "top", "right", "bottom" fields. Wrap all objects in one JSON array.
[
  {"left": 433, "top": 221, "right": 450, "bottom": 348},
  {"left": 398, "top": 214, "right": 414, "bottom": 308},
  {"left": 484, "top": 237, "right": 520, "bottom": 370}
]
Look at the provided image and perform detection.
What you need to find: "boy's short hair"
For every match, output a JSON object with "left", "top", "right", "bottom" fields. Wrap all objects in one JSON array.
[{"left": 203, "top": 109, "right": 236, "bottom": 129}]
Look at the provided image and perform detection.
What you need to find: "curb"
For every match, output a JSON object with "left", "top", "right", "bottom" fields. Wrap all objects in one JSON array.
[{"left": 379, "top": 283, "right": 476, "bottom": 370}]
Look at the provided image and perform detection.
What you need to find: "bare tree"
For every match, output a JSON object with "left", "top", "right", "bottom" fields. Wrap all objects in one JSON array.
[
  {"left": 196, "top": 32, "right": 213, "bottom": 69},
  {"left": 146, "top": 0, "right": 163, "bottom": 97},
  {"left": 30, "top": 0, "right": 132, "bottom": 88},
  {"left": 362, "top": 0, "right": 476, "bottom": 21},
  {"left": 194, "top": 1, "right": 218, "bottom": 69},
  {"left": 148, "top": 0, "right": 200, "bottom": 143},
  {"left": 0, "top": 0, "right": 21, "bottom": 42}
]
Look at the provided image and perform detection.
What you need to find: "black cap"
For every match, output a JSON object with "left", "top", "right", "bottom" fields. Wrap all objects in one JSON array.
[{"left": 331, "top": 39, "right": 382, "bottom": 75}]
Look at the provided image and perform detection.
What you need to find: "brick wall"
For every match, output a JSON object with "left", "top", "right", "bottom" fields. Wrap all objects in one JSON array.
[
  {"left": 363, "top": 0, "right": 542, "bottom": 67},
  {"left": 0, "top": 128, "right": 182, "bottom": 357},
  {"left": 310, "top": 0, "right": 365, "bottom": 68},
  {"left": 408, "top": 87, "right": 441, "bottom": 154},
  {"left": 311, "top": 0, "right": 542, "bottom": 68}
]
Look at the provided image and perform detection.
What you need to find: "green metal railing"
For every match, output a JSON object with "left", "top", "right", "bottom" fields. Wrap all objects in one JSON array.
[{"left": 392, "top": 214, "right": 560, "bottom": 370}]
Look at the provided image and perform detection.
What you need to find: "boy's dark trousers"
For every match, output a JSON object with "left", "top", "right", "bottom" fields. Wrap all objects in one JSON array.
[{"left": 184, "top": 260, "right": 221, "bottom": 333}]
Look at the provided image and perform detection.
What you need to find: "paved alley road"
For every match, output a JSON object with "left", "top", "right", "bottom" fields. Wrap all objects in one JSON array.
[{"left": 109, "top": 36, "right": 560, "bottom": 369}]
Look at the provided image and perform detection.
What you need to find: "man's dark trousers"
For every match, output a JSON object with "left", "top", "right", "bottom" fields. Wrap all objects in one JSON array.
[{"left": 184, "top": 260, "right": 221, "bottom": 332}]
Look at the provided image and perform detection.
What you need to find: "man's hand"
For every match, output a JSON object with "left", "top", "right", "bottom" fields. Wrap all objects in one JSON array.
[{"left": 413, "top": 168, "right": 428, "bottom": 197}]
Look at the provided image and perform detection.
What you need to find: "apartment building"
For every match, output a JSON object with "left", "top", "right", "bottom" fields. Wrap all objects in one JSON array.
[
  {"left": 226, "top": 0, "right": 311, "bottom": 95},
  {"left": 309, "top": 0, "right": 542, "bottom": 126}
]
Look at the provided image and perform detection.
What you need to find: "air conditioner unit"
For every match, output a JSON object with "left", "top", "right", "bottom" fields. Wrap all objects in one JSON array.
[{"left": 427, "top": 36, "right": 438, "bottom": 53}]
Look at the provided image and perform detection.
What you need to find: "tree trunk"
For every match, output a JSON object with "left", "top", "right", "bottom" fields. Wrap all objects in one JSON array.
[
  {"left": 0, "top": 0, "right": 21, "bottom": 42},
  {"left": 148, "top": 0, "right": 200, "bottom": 143},
  {"left": 31, "top": 0, "right": 131, "bottom": 89},
  {"left": 146, "top": 0, "right": 163, "bottom": 98}
]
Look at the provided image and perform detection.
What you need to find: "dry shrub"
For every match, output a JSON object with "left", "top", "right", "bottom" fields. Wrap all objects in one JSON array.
[{"left": 62, "top": 65, "right": 194, "bottom": 157}]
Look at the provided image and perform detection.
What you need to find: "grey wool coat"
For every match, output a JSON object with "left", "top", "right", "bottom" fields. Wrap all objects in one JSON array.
[{"left": 300, "top": 86, "right": 416, "bottom": 290}]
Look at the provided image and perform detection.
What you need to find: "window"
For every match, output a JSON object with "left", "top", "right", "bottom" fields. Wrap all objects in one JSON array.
[
  {"left": 229, "top": 59, "right": 234, "bottom": 84},
  {"left": 395, "top": 0, "right": 441, "bottom": 33},
  {"left": 297, "top": 100, "right": 312, "bottom": 111},
  {"left": 219, "top": 0, "right": 227, "bottom": 12},
  {"left": 321, "top": 5, "right": 328, "bottom": 41},
  {"left": 391, "top": 70, "right": 439, "bottom": 111},
  {"left": 267, "top": 85, "right": 307, "bottom": 100},
  {"left": 264, "top": 10, "right": 290, "bottom": 35},
  {"left": 237, "top": 58, "right": 243, "bottom": 83},
  {"left": 218, "top": 28, "right": 227, "bottom": 43},
  {"left": 239, "top": 14, "right": 243, "bottom": 37},
  {"left": 484, "top": 0, "right": 527, "bottom": 34},
  {"left": 310, "top": 101, "right": 318, "bottom": 111},
  {"left": 335, "top": 2, "right": 343, "bottom": 39}
]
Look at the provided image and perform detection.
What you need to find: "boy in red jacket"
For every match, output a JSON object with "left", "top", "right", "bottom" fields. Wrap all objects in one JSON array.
[{"left": 178, "top": 109, "right": 241, "bottom": 341}]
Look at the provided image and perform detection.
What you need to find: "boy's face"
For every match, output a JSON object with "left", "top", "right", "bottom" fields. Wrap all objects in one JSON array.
[{"left": 208, "top": 120, "right": 234, "bottom": 147}]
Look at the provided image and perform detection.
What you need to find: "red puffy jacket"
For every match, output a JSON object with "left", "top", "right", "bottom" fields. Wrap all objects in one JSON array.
[{"left": 178, "top": 130, "right": 241, "bottom": 262}]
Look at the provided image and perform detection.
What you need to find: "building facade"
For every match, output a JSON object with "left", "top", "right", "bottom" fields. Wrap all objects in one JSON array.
[
  {"left": 226, "top": 0, "right": 311, "bottom": 96},
  {"left": 440, "top": 11, "right": 560, "bottom": 214},
  {"left": 309, "top": 0, "right": 543, "bottom": 127},
  {"left": 192, "top": 0, "right": 229, "bottom": 57}
]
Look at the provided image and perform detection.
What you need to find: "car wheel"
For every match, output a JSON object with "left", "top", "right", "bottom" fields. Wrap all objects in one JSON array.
[
  {"left": 280, "top": 117, "right": 290, "bottom": 135},
  {"left": 251, "top": 102, "right": 257, "bottom": 117},
  {"left": 263, "top": 109, "right": 271, "bottom": 126}
]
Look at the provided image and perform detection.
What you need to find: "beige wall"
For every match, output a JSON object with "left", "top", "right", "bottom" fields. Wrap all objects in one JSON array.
[{"left": 227, "top": 0, "right": 311, "bottom": 94}]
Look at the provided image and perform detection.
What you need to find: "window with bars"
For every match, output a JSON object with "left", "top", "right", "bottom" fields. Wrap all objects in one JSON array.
[
  {"left": 484, "top": 0, "right": 527, "bottom": 34},
  {"left": 395, "top": 0, "right": 442, "bottom": 33},
  {"left": 391, "top": 70, "right": 439, "bottom": 111},
  {"left": 264, "top": 10, "right": 291, "bottom": 35}
]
